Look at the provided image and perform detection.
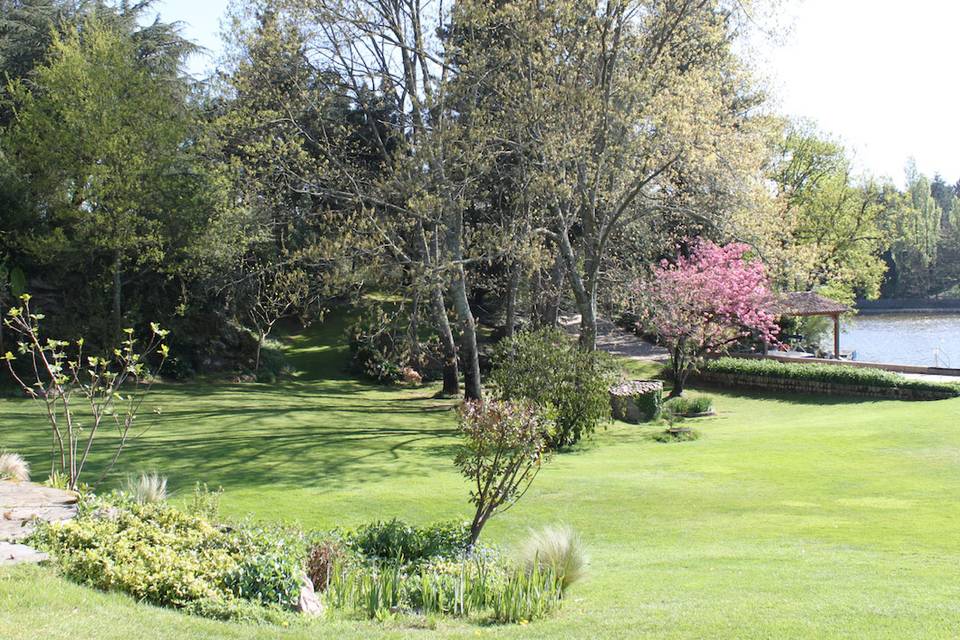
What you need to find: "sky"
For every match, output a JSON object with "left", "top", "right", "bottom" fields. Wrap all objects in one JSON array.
[{"left": 152, "top": 0, "right": 960, "bottom": 186}]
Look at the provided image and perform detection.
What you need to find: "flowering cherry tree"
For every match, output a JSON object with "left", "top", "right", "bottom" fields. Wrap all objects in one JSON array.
[{"left": 636, "top": 241, "right": 779, "bottom": 396}]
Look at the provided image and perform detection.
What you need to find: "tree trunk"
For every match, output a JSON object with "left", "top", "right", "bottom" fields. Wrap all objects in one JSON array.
[
  {"left": 541, "top": 254, "right": 566, "bottom": 327},
  {"left": 254, "top": 331, "right": 264, "bottom": 372},
  {"left": 112, "top": 253, "right": 123, "bottom": 339},
  {"left": 432, "top": 284, "right": 460, "bottom": 397},
  {"left": 450, "top": 267, "right": 483, "bottom": 401},
  {"left": 467, "top": 509, "right": 489, "bottom": 548},
  {"left": 408, "top": 289, "right": 421, "bottom": 365},
  {"left": 504, "top": 263, "right": 520, "bottom": 338},
  {"left": 556, "top": 229, "right": 598, "bottom": 350},
  {"left": 445, "top": 205, "right": 482, "bottom": 401}
]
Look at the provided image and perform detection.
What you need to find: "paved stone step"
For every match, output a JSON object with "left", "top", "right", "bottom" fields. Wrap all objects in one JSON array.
[
  {"left": 0, "top": 480, "right": 78, "bottom": 542},
  {"left": 0, "top": 541, "right": 49, "bottom": 566}
]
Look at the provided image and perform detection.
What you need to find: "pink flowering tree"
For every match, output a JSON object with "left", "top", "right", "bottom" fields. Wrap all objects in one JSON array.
[{"left": 636, "top": 241, "right": 779, "bottom": 397}]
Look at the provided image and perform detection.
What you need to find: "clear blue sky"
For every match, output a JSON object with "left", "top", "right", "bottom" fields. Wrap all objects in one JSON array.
[{"left": 152, "top": 0, "right": 960, "bottom": 185}]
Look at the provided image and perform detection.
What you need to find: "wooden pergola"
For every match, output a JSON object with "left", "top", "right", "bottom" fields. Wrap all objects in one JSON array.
[{"left": 772, "top": 291, "right": 852, "bottom": 359}]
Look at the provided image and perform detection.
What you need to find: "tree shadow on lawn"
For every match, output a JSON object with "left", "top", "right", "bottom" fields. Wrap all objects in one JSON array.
[{"left": 0, "top": 381, "right": 463, "bottom": 495}]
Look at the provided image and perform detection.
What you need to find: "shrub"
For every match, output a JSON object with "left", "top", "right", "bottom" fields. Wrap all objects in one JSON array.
[
  {"left": 516, "top": 525, "right": 587, "bottom": 592},
  {"left": 0, "top": 451, "right": 29, "bottom": 482},
  {"left": 126, "top": 472, "right": 168, "bottom": 503},
  {"left": 185, "top": 482, "right": 223, "bottom": 520},
  {"left": 702, "top": 357, "right": 960, "bottom": 395},
  {"left": 2, "top": 294, "right": 169, "bottom": 490},
  {"left": 491, "top": 328, "right": 620, "bottom": 448},
  {"left": 345, "top": 519, "right": 469, "bottom": 563},
  {"left": 30, "top": 496, "right": 304, "bottom": 622},
  {"left": 663, "top": 394, "right": 714, "bottom": 417},
  {"left": 223, "top": 551, "right": 303, "bottom": 608},
  {"left": 456, "top": 400, "right": 551, "bottom": 546}
]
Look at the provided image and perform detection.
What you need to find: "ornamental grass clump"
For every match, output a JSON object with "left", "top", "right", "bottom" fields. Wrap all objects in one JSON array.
[
  {"left": 0, "top": 451, "right": 29, "bottom": 482},
  {"left": 517, "top": 524, "right": 587, "bottom": 592},
  {"left": 126, "top": 472, "right": 167, "bottom": 503}
]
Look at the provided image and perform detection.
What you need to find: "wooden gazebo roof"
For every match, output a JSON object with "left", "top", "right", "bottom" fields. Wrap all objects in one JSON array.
[{"left": 773, "top": 291, "right": 851, "bottom": 317}]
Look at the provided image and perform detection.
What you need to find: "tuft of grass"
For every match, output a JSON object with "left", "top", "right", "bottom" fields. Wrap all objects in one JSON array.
[
  {"left": 516, "top": 524, "right": 587, "bottom": 592},
  {"left": 126, "top": 472, "right": 168, "bottom": 504},
  {"left": 0, "top": 451, "right": 30, "bottom": 482}
]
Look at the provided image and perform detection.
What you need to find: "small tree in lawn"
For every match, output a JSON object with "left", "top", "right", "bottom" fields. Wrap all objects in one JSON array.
[
  {"left": 3, "top": 294, "right": 168, "bottom": 490},
  {"left": 455, "top": 400, "right": 551, "bottom": 548},
  {"left": 238, "top": 257, "right": 319, "bottom": 374},
  {"left": 637, "top": 241, "right": 779, "bottom": 397}
]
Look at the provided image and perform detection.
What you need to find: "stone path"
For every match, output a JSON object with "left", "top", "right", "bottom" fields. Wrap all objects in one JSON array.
[
  {"left": 0, "top": 480, "right": 78, "bottom": 566},
  {"left": 559, "top": 314, "right": 669, "bottom": 361}
]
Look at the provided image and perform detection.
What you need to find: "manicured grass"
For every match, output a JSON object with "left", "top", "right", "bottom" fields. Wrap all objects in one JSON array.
[{"left": 2, "top": 321, "right": 960, "bottom": 638}]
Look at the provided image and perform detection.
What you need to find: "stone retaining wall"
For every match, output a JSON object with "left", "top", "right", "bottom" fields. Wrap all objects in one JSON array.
[{"left": 692, "top": 371, "right": 958, "bottom": 401}]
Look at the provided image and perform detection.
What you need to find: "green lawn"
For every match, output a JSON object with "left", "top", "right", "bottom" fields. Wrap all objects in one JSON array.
[{"left": 2, "top": 321, "right": 960, "bottom": 638}]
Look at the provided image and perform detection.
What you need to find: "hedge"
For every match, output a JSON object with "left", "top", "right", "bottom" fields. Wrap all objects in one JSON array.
[{"left": 697, "top": 357, "right": 960, "bottom": 399}]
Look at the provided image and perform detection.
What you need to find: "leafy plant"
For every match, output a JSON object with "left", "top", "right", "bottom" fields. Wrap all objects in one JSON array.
[
  {"left": 0, "top": 451, "right": 29, "bottom": 482},
  {"left": 516, "top": 525, "right": 587, "bottom": 592},
  {"left": 345, "top": 519, "right": 468, "bottom": 562},
  {"left": 664, "top": 394, "right": 715, "bottom": 417},
  {"left": 490, "top": 560, "right": 563, "bottom": 624},
  {"left": 30, "top": 495, "right": 304, "bottom": 622},
  {"left": 702, "top": 357, "right": 960, "bottom": 395},
  {"left": 307, "top": 538, "right": 347, "bottom": 592},
  {"left": 3, "top": 294, "right": 168, "bottom": 490},
  {"left": 185, "top": 482, "right": 223, "bottom": 520},
  {"left": 323, "top": 550, "right": 563, "bottom": 623},
  {"left": 491, "top": 327, "right": 620, "bottom": 448},
  {"left": 223, "top": 551, "right": 303, "bottom": 608},
  {"left": 455, "top": 400, "right": 551, "bottom": 546}
]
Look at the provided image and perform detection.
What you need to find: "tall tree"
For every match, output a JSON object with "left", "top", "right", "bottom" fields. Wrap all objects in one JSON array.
[
  {"left": 456, "top": 0, "right": 772, "bottom": 350},
  {"left": 1, "top": 13, "right": 210, "bottom": 343},
  {"left": 757, "top": 122, "right": 889, "bottom": 302}
]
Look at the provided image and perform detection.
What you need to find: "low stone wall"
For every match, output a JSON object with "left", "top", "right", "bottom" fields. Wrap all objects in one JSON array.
[
  {"left": 610, "top": 380, "right": 663, "bottom": 423},
  {"left": 692, "top": 371, "right": 957, "bottom": 401}
]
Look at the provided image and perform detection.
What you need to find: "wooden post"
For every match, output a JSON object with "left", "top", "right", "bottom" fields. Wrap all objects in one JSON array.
[{"left": 833, "top": 313, "right": 840, "bottom": 359}]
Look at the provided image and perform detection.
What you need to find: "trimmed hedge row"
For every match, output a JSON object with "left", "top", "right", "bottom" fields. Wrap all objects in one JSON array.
[{"left": 696, "top": 357, "right": 960, "bottom": 400}]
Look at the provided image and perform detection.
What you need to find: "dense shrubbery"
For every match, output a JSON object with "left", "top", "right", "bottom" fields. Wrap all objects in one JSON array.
[
  {"left": 342, "top": 519, "right": 469, "bottom": 563},
  {"left": 703, "top": 357, "right": 960, "bottom": 395},
  {"left": 663, "top": 394, "right": 715, "bottom": 417},
  {"left": 32, "top": 489, "right": 577, "bottom": 626},
  {"left": 490, "top": 328, "right": 620, "bottom": 448},
  {"left": 31, "top": 495, "right": 304, "bottom": 623}
]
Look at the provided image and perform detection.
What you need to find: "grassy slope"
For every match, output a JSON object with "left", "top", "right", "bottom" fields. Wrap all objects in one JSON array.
[{"left": 2, "top": 320, "right": 960, "bottom": 639}]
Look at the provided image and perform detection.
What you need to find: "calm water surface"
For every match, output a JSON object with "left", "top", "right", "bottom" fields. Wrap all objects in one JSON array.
[{"left": 832, "top": 314, "right": 960, "bottom": 367}]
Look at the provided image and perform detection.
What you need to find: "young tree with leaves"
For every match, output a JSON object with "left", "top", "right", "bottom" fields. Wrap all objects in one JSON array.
[{"left": 637, "top": 241, "right": 779, "bottom": 396}]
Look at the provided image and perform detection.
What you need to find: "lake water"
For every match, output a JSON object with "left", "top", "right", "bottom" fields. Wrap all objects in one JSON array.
[{"left": 830, "top": 314, "right": 960, "bottom": 367}]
